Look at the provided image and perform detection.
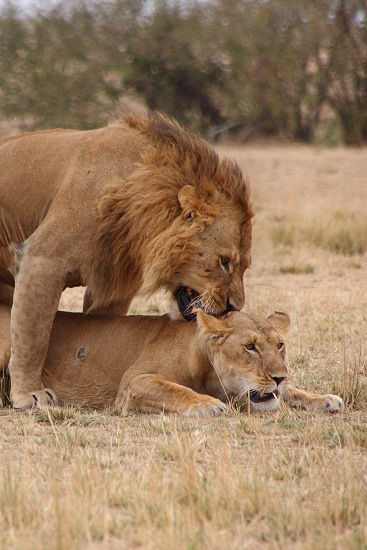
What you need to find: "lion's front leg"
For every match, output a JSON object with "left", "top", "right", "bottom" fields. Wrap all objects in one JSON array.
[
  {"left": 9, "top": 254, "right": 65, "bottom": 409},
  {"left": 280, "top": 384, "right": 344, "bottom": 412},
  {"left": 0, "top": 282, "right": 14, "bottom": 306},
  {"left": 116, "top": 374, "right": 227, "bottom": 417}
]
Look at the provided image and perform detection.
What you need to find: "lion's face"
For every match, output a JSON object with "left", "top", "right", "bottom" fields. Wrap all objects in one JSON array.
[
  {"left": 197, "top": 310, "right": 291, "bottom": 412},
  {"left": 165, "top": 186, "right": 252, "bottom": 321}
]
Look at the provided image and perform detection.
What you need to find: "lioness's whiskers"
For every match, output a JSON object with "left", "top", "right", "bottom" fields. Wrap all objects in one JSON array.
[
  {"left": 210, "top": 359, "right": 230, "bottom": 403},
  {"left": 238, "top": 383, "right": 257, "bottom": 402},
  {"left": 238, "top": 388, "right": 250, "bottom": 402}
]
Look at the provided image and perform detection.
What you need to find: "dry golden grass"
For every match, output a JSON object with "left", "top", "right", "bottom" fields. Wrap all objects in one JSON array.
[{"left": 1, "top": 144, "right": 367, "bottom": 549}]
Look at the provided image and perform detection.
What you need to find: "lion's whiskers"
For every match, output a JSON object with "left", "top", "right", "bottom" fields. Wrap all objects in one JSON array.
[
  {"left": 184, "top": 291, "right": 222, "bottom": 316},
  {"left": 185, "top": 293, "right": 205, "bottom": 314},
  {"left": 200, "top": 294, "right": 215, "bottom": 314}
]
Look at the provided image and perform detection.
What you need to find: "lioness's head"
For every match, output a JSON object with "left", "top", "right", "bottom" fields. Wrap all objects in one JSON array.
[{"left": 197, "top": 309, "right": 291, "bottom": 412}]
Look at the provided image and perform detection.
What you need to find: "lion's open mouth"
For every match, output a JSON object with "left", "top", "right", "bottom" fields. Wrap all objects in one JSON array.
[
  {"left": 176, "top": 286, "right": 202, "bottom": 321},
  {"left": 249, "top": 390, "right": 278, "bottom": 403},
  {"left": 176, "top": 286, "right": 238, "bottom": 321}
]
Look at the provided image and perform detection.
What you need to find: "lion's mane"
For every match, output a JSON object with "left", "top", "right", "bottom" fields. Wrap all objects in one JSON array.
[{"left": 83, "top": 113, "right": 253, "bottom": 311}]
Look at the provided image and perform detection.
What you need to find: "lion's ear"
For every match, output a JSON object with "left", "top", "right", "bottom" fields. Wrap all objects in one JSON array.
[
  {"left": 196, "top": 309, "right": 233, "bottom": 346},
  {"left": 178, "top": 185, "right": 202, "bottom": 220},
  {"left": 266, "top": 311, "right": 291, "bottom": 335}
]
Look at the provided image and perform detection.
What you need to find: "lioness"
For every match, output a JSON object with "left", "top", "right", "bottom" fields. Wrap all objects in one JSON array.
[
  {"left": 0, "top": 113, "right": 253, "bottom": 409},
  {"left": 0, "top": 304, "right": 344, "bottom": 414}
]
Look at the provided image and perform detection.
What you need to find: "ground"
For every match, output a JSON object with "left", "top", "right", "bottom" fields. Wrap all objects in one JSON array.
[{"left": 1, "top": 144, "right": 366, "bottom": 549}]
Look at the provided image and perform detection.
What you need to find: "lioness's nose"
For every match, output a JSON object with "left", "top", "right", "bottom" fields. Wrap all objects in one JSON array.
[{"left": 271, "top": 376, "right": 286, "bottom": 386}]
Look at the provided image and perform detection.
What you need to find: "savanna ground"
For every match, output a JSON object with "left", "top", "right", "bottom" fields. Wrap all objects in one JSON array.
[{"left": 1, "top": 144, "right": 367, "bottom": 550}]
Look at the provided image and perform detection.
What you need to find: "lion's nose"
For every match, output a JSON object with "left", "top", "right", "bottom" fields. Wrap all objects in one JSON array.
[
  {"left": 271, "top": 376, "right": 286, "bottom": 387},
  {"left": 226, "top": 298, "right": 237, "bottom": 312}
]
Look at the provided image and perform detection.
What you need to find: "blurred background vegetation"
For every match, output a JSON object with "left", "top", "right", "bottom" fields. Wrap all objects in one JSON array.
[{"left": 0, "top": 0, "right": 366, "bottom": 144}]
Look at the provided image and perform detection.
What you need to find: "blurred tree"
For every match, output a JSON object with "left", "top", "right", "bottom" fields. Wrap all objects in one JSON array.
[
  {"left": 120, "top": 1, "right": 224, "bottom": 130},
  {"left": 209, "top": 0, "right": 333, "bottom": 142},
  {"left": 326, "top": 0, "right": 367, "bottom": 145},
  {"left": 0, "top": 1, "right": 122, "bottom": 131},
  {"left": 0, "top": 0, "right": 366, "bottom": 143}
]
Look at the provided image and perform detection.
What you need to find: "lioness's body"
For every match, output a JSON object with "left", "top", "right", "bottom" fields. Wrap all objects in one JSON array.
[
  {"left": 0, "top": 305, "right": 344, "bottom": 414},
  {"left": 0, "top": 306, "right": 197, "bottom": 409},
  {"left": 0, "top": 114, "right": 253, "bottom": 409}
]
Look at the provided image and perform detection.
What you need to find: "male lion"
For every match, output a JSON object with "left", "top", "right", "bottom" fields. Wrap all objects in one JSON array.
[
  {"left": 0, "top": 304, "right": 344, "bottom": 414},
  {"left": 0, "top": 113, "right": 253, "bottom": 409}
]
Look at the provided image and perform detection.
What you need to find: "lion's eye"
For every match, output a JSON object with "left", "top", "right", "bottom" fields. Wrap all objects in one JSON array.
[
  {"left": 245, "top": 342, "right": 256, "bottom": 351},
  {"left": 219, "top": 257, "right": 231, "bottom": 272},
  {"left": 277, "top": 342, "right": 284, "bottom": 351}
]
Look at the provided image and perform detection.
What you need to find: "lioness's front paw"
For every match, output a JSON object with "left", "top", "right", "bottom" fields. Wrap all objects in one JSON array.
[
  {"left": 184, "top": 398, "right": 227, "bottom": 418},
  {"left": 11, "top": 389, "right": 59, "bottom": 409},
  {"left": 320, "top": 394, "right": 344, "bottom": 412}
]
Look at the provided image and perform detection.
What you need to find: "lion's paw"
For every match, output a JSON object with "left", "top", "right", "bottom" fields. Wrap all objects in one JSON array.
[
  {"left": 11, "top": 389, "right": 59, "bottom": 409},
  {"left": 321, "top": 394, "right": 345, "bottom": 413},
  {"left": 184, "top": 398, "right": 227, "bottom": 418}
]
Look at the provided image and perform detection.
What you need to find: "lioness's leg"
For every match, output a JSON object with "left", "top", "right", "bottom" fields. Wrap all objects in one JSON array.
[
  {"left": 83, "top": 289, "right": 132, "bottom": 316},
  {"left": 9, "top": 253, "right": 65, "bottom": 408},
  {"left": 116, "top": 374, "right": 227, "bottom": 417},
  {"left": 280, "top": 384, "right": 344, "bottom": 412}
]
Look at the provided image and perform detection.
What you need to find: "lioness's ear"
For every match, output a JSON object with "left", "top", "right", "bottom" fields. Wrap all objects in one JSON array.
[
  {"left": 178, "top": 185, "right": 201, "bottom": 220},
  {"left": 196, "top": 309, "right": 233, "bottom": 345},
  {"left": 266, "top": 311, "right": 291, "bottom": 335}
]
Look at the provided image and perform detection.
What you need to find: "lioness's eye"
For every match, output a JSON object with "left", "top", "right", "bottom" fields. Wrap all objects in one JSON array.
[
  {"left": 277, "top": 342, "right": 284, "bottom": 351},
  {"left": 245, "top": 342, "right": 255, "bottom": 351}
]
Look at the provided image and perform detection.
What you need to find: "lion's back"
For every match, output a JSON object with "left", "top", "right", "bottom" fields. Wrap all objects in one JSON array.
[{"left": 0, "top": 124, "right": 146, "bottom": 277}]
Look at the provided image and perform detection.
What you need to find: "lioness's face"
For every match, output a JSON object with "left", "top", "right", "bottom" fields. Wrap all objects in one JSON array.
[
  {"left": 197, "top": 310, "right": 290, "bottom": 412},
  {"left": 170, "top": 213, "right": 252, "bottom": 321}
]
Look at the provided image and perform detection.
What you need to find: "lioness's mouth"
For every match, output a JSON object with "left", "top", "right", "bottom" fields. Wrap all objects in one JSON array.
[
  {"left": 249, "top": 390, "right": 278, "bottom": 403},
  {"left": 176, "top": 286, "right": 202, "bottom": 321}
]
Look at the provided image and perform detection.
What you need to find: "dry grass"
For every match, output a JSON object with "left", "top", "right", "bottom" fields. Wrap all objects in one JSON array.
[
  {"left": 270, "top": 211, "right": 367, "bottom": 257},
  {"left": 1, "top": 144, "right": 367, "bottom": 549}
]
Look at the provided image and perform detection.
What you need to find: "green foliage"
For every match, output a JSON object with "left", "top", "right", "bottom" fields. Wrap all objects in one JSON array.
[{"left": 0, "top": 0, "right": 366, "bottom": 142}]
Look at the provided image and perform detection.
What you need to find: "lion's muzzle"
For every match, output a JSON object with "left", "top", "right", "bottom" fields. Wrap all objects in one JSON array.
[{"left": 176, "top": 287, "right": 240, "bottom": 321}]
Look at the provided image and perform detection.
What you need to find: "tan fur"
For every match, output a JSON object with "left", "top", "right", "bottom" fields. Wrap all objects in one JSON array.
[
  {"left": 0, "top": 305, "right": 344, "bottom": 414},
  {"left": 0, "top": 113, "right": 253, "bottom": 408}
]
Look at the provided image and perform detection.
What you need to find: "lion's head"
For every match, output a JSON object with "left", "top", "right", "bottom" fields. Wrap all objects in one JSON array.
[
  {"left": 160, "top": 183, "right": 252, "bottom": 320},
  {"left": 197, "top": 309, "right": 291, "bottom": 412},
  {"left": 84, "top": 113, "right": 253, "bottom": 320}
]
